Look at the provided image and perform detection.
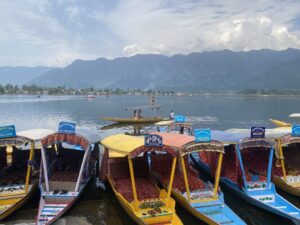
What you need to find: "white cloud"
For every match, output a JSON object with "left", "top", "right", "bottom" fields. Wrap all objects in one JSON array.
[
  {"left": 103, "top": 0, "right": 300, "bottom": 56},
  {"left": 0, "top": 0, "right": 300, "bottom": 66}
]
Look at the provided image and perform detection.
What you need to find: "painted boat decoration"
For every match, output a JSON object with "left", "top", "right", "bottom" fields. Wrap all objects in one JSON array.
[
  {"left": 100, "top": 133, "right": 183, "bottom": 225},
  {"left": 36, "top": 123, "right": 101, "bottom": 225},
  {"left": 0, "top": 127, "right": 54, "bottom": 220},
  {"left": 191, "top": 129, "right": 300, "bottom": 224},
  {"left": 149, "top": 131, "right": 246, "bottom": 225}
]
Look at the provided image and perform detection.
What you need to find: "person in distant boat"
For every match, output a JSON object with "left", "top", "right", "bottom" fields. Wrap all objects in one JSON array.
[
  {"left": 133, "top": 110, "right": 138, "bottom": 119},
  {"left": 169, "top": 110, "right": 174, "bottom": 120},
  {"left": 137, "top": 109, "right": 142, "bottom": 118}
]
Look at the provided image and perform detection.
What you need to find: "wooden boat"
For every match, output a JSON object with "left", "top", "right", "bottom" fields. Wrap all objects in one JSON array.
[
  {"left": 155, "top": 120, "right": 192, "bottom": 134},
  {"left": 230, "top": 127, "right": 300, "bottom": 197},
  {"left": 269, "top": 119, "right": 291, "bottom": 127},
  {"left": 191, "top": 129, "right": 300, "bottom": 224},
  {"left": 0, "top": 127, "right": 54, "bottom": 220},
  {"left": 36, "top": 125, "right": 101, "bottom": 225},
  {"left": 149, "top": 132, "right": 245, "bottom": 225},
  {"left": 102, "top": 105, "right": 169, "bottom": 124},
  {"left": 100, "top": 133, "right": 183, "bottom": 225},
  {"left": 270, "top": 131, "right": 300, "bottom": 196},
  {"left": 102, "top": 116, "right": 168, "bottom": 124}
]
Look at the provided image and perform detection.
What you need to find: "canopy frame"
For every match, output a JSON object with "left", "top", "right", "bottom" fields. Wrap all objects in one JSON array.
[
  {"left": 179, "top": 140, "right": 224, "bottom": 203},
  {"left": 40, "top": 132, "right": 91, "bottom": 192},
  {"left": 0, "top": 135, "right": 35, "bottom": 194}
]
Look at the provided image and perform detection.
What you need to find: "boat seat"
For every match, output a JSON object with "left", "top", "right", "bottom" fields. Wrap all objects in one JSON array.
[
  {"left": 50, "top": 170, "right": 79, "bottom": 182},
  {"left": 114, "top": 178, "right": 160, "bottom": 202},
  {"left": 151, "top": 154, "right": 205, "bottom": 193}
]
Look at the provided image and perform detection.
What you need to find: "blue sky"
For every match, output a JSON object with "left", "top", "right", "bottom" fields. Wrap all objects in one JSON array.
[{"left": 1, "top": 0, "right": 300, "bottom": 66}]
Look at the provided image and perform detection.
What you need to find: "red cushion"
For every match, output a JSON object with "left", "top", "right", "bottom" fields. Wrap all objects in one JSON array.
[{"left": 114, "top": 178, "right": 159, "bottom": 202}]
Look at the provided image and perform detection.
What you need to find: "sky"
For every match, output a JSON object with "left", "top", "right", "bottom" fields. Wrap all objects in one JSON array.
[{"left": 1, "top": 0, "right": 300, "bottom": 67}]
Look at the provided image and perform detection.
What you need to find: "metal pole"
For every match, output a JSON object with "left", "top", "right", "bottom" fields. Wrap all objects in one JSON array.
[
  {"left": 41, "top": 146, "right": 49, "bottom": 191},
  {"left": 128, "top": 157, "right": 139, "bottom": 211},
  {"left": 235, "top": 144, "right": 247, "bottom": 188},
  {"left": 180, "top": 155, "right": 190, "bottom": 202},
  {"left": 25, "top": 141, "right": 35, "bottom": 193},
  {"left": 75, "top": 148, "right": 90, "bottom": 192},
  {"left": 213, "top": 152, "right": 223, "bottom": 198},
  {"left": 167, "top": 157, "right": 177, "bottom": 207},
  {"left": 267, "top": 147, "right": 274, "bottom": 188}
]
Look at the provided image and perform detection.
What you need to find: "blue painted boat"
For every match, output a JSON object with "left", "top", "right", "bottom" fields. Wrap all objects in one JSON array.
[
  {"left": 191, "top": 129, "right": 300, "bottom": 224},
  {"left": 150, "top": 132, "right": 246, "bottom": 225}
]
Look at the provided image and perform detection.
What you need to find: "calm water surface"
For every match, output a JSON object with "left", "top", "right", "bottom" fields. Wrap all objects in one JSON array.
[{"left": 2, "top": 94, "right": 300, "bottom": 225}]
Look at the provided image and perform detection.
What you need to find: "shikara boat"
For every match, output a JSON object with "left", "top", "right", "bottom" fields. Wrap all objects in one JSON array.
[
  {"left": 269, "top": 119, "right": 291, "bottom": 127},
  {"left": 36, "top": 124, "right": 101, "bottom": 225},
  {"left": 102, "top": 117, "right": 167, "bottom": 124},
  {"left": 270, "top": 132, "right": 300, "bottom": 196},
  {"left": 150, "top": 132, "right": 245, "bottom": 225},
  {"left": 102, "top": 105, "right": 169, "bottom": 124},
  {"left": 155, "top": 120, "right": 192, "bottom": 134},
  {"left": 231, "top": 127, "right": 300, "bottom": 197},
  {"left": 100, "top": 133, "right": 183, "bottom": 225},
  {"left": 191, "top": 129, "right": 300, "bottom": 224},
  {"left": 0, "top": 127, "right": 54, "bottom": 220}
]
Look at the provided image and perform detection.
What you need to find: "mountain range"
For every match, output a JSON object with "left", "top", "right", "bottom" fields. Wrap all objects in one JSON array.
[
  {"left": 0, "top": 66, "right": 52, "bottom": 86},
  {"left": 1, "top": 48, "right": 300, "bottom": 91}
]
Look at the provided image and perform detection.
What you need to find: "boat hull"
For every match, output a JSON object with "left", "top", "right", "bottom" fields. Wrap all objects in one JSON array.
[
  {"left": 36, "top": 181, "right": 89, "bottom": 225},
  {"left": 191, "top": 154, "right": 300, "bottom": 223},
  {"left": 102, "top": 117, "right": 168, "bottom": 124},
  {"left": 269, "top": 119, "right": 291, "bottom": 127},
  {"left": 0, "top": 182, "right": 38, "bottom": 220},
  {"left": 272, "top": 176, "right": 300, "bottom": 197},
  {"left": 107, "top": 178, "right": 182, "bottom": 225}
]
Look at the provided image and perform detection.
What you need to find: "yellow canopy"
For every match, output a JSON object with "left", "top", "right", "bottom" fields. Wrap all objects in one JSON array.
[{"left": 101, "top": 134, "right": 145, "bottom": 157}]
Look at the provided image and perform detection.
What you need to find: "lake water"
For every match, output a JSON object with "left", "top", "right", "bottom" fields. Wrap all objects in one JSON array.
[{"left": 2, "top": 94, "right": 300, "bottom": 225}]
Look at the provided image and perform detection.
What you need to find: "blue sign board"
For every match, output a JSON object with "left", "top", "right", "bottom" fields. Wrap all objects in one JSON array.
[
  {"left": 145, "top": 134, "right": 163, "bottom": 147},
  {"left": 0, "top": 125, "right": 16, "bottom": 139},
  {"left": 292, "top": 124, "right": 300, "bottom": 137},
  {"left": 58, "top": 122, "right": 76, "bottom": 134},
  {"left": 174, "top": 115, "right": 186, "bottom": 123},
  {"left": 195, "top": 129, "right": 211, "bottom": 142},
  {"left": 250, "top": 126, "right": 265, "bottom": 139}
]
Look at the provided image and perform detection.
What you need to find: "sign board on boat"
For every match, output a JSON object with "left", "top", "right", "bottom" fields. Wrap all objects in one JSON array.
[
  {"left": 145, "top": 134, "right": 163, "bottom": 147},
  {"left": 194, "top": 129, "right": 211, "bottom": 142},
  {"left": 250, "top": 126, "right": 265, "bottom": 139},
  {"left": 292, "top": 124, "right": 300, "bottom": 137},
  {"left": 174, "top": 115, "right": 186, "bottom": 123},
  {"left": 0, "top": 125, "right": 16, "bottom": 139},
  {"left": 58, "top": 122, "right": 76, "bottom": 134}
]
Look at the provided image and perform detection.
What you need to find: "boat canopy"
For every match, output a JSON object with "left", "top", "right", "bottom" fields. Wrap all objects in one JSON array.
[
  {"left": 101, "top": 133, "right": 178, "bottom": 158},
  {"left": 41, "top": 132, "right": 91, "bottom": 151},
  {"left": 17, "top": 129, "right": 55, "bottom": 142},
  {"left": 279, "top": 134, "right": 300, "bottom": 146},
  {"left": 213, "top": 130, "right": 274, "bottom": 149},
  {"left": 0, "top": 135, "right": 29, "bottom": 147},
  {"left": 150, "top": 132, "right": 224, "bottom": 155},
  {"left": 239, "top": 138, "right": 273, "bottom": 150}
]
